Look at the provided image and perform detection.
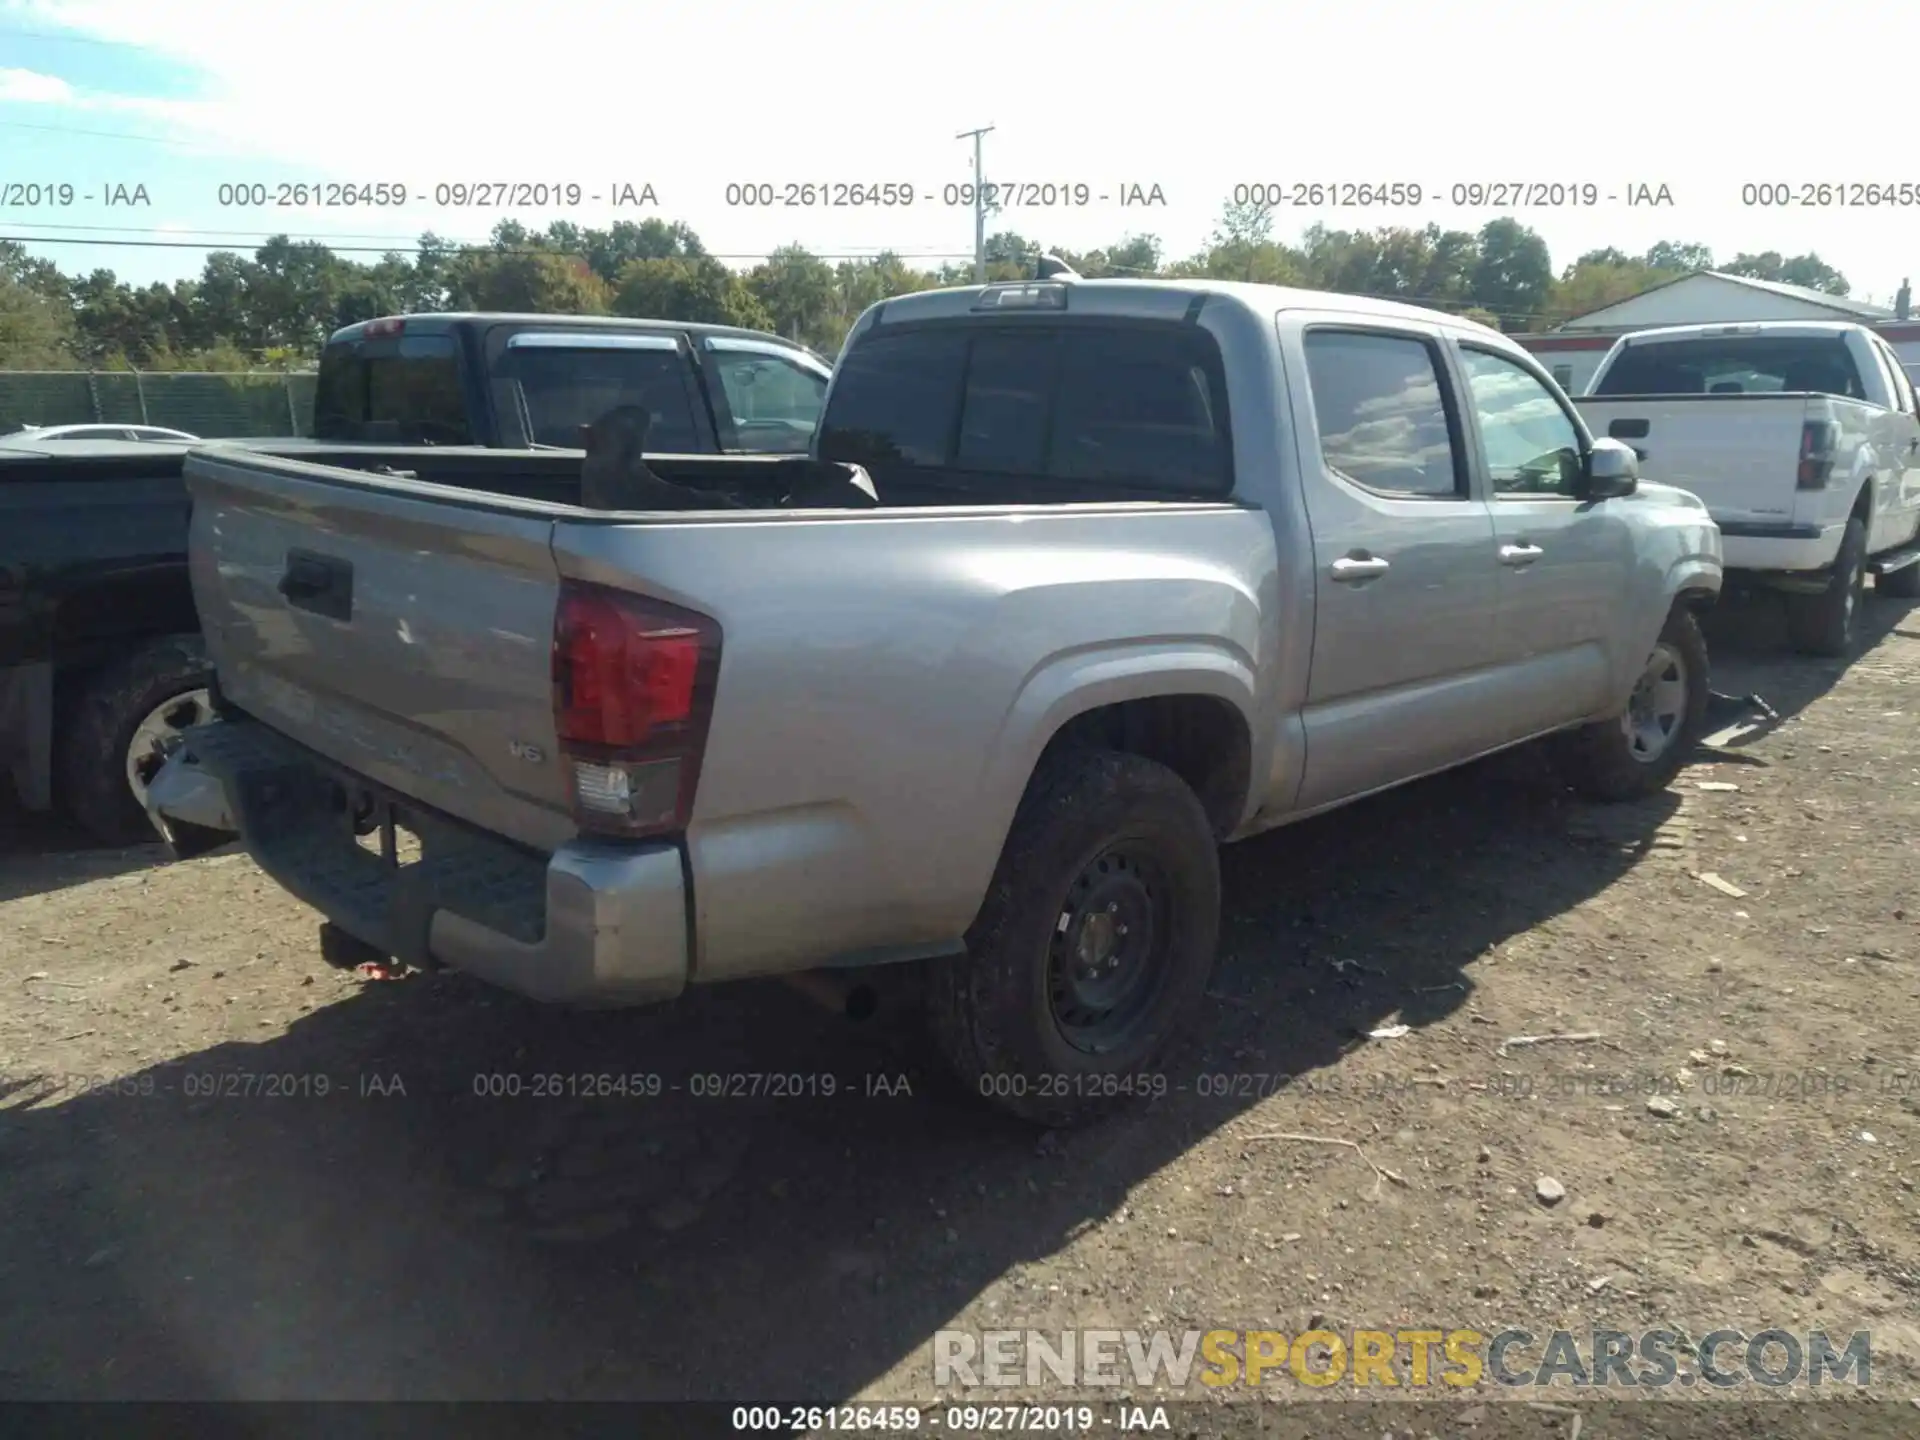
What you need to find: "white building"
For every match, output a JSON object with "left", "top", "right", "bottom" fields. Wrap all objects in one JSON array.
[{"left": 1516, "top": 270, "right": 1915, "bottom": 396}]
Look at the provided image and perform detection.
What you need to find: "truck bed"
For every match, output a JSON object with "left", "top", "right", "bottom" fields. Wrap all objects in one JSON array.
[{"left": 181, "top": 442, "right": 1266, "bottom": 986}]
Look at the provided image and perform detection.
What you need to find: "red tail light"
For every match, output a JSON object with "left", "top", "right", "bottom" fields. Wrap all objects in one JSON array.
[
  {"left": 362, "top": 317, "right": 406, "bottom": 338},
  {"left": 552, "top": 582, "right": 721, "bottom": 837},
  {"left": 1797, "top": 420, "right": 1837, "bottom": 490}
]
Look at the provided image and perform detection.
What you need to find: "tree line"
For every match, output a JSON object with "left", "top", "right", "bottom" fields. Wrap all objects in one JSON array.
[{"left": 0, "top": 204, "right": 1854, "bottom": 371}]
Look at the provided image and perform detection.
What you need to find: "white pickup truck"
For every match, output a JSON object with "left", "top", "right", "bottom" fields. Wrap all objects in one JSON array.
[{"left": 1576, "top": 321, "right": 1920, "bottom": 655}]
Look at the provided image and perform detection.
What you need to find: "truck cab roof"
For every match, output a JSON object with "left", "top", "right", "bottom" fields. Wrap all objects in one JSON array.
[
  {"left": 326, "top": 312, "right": 825, "bottom": 359},
  {"left": 860, "top": 277, "right": 1508, "bottom": 343},
  {"left": 1608, "top": 320, "right": 1873, "bottom": 346}
]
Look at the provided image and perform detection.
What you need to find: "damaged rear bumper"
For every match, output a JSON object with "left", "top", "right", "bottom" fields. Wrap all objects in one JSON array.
[{"left": 146, "top": 718, "right": 690, "bottom": 1007}]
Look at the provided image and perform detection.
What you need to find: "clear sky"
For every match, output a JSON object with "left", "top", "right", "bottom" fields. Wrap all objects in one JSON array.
[{"left": 5, "top": 0, "right": 1919, "bottom": 308}]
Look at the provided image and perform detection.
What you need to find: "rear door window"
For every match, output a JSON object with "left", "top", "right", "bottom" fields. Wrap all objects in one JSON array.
[
  {"left": 818, "top": 322, "right": 1231, "bottom": 495},
  {"left": 1301, "top": 331, "right": 1464, "bottom": 498},
  {"left": 313, "top": 332, "right": 473, "bottom": 443}
]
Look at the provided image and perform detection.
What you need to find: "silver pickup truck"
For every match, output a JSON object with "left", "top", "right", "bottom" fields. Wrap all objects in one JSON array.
[{"left": 150, "top": 276, "right": 1723, "bottom": 1125}]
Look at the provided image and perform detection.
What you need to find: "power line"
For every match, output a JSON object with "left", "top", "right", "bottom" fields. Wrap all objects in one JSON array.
[
  {"left": 0, "top": 116, "right": 228, "bottom": 149},
  {"left": 0, "top": 218, "right": 980, "bottom": 255},
  {"left": 1, "top": 232, "right": 979, "bottom": 261},
  {"left": 0, "top": 23, "right": 150, "bottom": 48}
]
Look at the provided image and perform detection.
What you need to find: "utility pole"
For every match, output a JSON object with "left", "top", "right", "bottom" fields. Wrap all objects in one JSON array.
[{"left": 956, "top": 124, "right": 995, "bottom": 283}]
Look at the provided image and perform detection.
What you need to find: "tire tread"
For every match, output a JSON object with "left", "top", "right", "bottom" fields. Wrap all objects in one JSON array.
[
  {"left": 925, "top": 747, "right": 1220, "bottom": 1127},
  {"left": 60, "top": 633, "right": 211, "bottom": 845},
  {"left": 1556, "top": 606, "right": 1710, "bottom": 803}
]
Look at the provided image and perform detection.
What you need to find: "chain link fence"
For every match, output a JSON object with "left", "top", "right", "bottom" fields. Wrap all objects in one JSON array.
[{"left": 0, "top": 370, "right": 319, "bottom": 438}]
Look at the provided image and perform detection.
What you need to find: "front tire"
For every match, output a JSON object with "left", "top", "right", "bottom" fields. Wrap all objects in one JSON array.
[
  {"left": 60, "top": 634, "right": 214, "bottom": 846},
  {"left": 1787, "top": 517, "right": 1867, "bottom": 656},
  {"left": 1555, "top": 605, "right": 1710, "bottom": 802},
  {"left": 926, "top": 748, "right": 1221, "bottom": 1127}
]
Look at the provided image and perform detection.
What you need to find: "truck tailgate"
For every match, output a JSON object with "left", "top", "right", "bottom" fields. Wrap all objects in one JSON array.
[
  {"left": 1573, "top": 396, "right": 1809, "bottom": 529},
  {"left": 185, "top": 448, "right": 574, "bottom": 852}
]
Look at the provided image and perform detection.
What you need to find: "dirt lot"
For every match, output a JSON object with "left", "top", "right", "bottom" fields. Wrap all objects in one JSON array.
[{"left": 3, "top": 591, "right": 1918, "bottom": 1437}]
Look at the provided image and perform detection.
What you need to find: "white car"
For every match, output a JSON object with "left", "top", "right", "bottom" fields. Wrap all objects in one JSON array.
[{"left": 7, "top": 423, "right": 201, "bottom": 442}]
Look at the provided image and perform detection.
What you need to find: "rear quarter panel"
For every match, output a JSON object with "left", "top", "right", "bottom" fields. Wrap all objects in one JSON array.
[{"left": 554, "top": 505, "right": 1281, "bottom": 981}]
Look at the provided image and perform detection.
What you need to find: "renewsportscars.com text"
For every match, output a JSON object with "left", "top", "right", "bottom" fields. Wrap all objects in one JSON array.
[{"left": 933, "top": 1327, "right": 1872, "bottom": 1390}]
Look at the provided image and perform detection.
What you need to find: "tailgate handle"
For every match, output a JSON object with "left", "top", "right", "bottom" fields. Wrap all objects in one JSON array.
[
  {"left": 279, "top": 549, "right": 353, "bottom": 622},
  {"left": 1607, "top": 418, "right": 1650, "bottom": 440}
]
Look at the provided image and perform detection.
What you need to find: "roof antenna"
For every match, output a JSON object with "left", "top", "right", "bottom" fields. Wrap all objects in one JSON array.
[{"left": 1035, "top": 253, "right": 1080, "bottom": 281}]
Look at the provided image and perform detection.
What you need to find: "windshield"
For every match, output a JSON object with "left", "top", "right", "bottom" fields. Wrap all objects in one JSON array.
[{"left": 1593, "top": 335, "right": 1865, "bottom": 399}]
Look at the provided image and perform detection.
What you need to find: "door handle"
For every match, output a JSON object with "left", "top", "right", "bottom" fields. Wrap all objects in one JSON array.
[
  {"left": 1330, "top": 554, "right": 1390, "bottom": 583},
  {"left": 279, "top": 549, "right": 353, "bottom": 621},
  {"left": 1499, "top": 543, "right": 1544, "bottom": 567}
]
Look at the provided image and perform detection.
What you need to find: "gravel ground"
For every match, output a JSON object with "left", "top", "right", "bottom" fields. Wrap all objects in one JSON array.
[{"left": 2, "top": 591, "right": 1917, "bottom": 1438}]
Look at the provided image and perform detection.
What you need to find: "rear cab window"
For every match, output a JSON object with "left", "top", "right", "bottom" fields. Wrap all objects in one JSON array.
[
  {"left": 314, "top": 330, "right": 473, "bottom": 443},
  {"left": 817, "top": 320, "right": 1233, "bottom": 499},
  {"left": 1593, "top": 335, "right": 1866, "bottom": 400},
  {"left": 496, "top": 333, "right": 706, "bottom": 452}
]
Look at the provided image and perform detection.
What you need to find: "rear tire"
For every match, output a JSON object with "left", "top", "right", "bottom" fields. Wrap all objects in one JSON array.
[
  {"left": 1554, "top": 605, "right": 1710, "bottom": 802},
  {"left": 1876, "top": 557, "right": 1920, "bottom": 599},
  {"left": 1787, "top": 517, "right": 1867, "bottom": 656},
  {"left": 60, "top": 634, "right": 214, "bottom": 846},
  {"left": 925, "top": 748, "right": 1221, "bottom": 1128}
]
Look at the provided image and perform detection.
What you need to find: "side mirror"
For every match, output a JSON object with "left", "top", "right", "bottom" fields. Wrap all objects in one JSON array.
[{"left": 1580, "top": 438, "right": 1639, "bottom": 499}]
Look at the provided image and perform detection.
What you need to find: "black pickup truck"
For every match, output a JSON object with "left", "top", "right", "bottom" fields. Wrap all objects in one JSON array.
[
  {"left": 0, "top": 313, "right": 835, "bottom": 843},
  {"left": 315, "top": 312, "right": 832, "bottom": 453}
]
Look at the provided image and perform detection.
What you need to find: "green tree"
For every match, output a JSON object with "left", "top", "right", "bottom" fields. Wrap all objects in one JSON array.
[
  {"left": 1721, "top": 250, "right": 1851, "bottom": 296},
  {"left": 613, "top": 255, "right": 773, "bottom": 330},
  {"left": 1548, "top": 256, "right": 1674, "bottom": 325},
  {"left": 1180, "top": 200, "right": 1306, "bottom": 283},
  {"left": 1053, "top": 234, "right": 1161, "bottom": 278},
  {"left": 746, "top": 245, "right": 840, "bottom": 348},
  {"left": 0, "top": 241, "right": 69, "bottom": 308},
  {"left": 68, "top": 269, "right": 171, "bottom": 365},
  {"left": 446, "top": 247, "right": 610, "bottom": 313},
  {"left": 832, "top": 252, "right": 936, "bottom": 328},
  {"left": 246, "top": 236, "right": 369, "bottom": 353},
  {"left": 1213, "top": 200, "right": 1274, "bottom": 249},
  {"left": 0, "top": 272, "right": 79, "bottom": 367},
  {"left": 1468, "top": 218, "right": 1553, "bottom": 329},
  {"left": 1643, "top": 240, "right": 1714, "bottom": 272}
]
